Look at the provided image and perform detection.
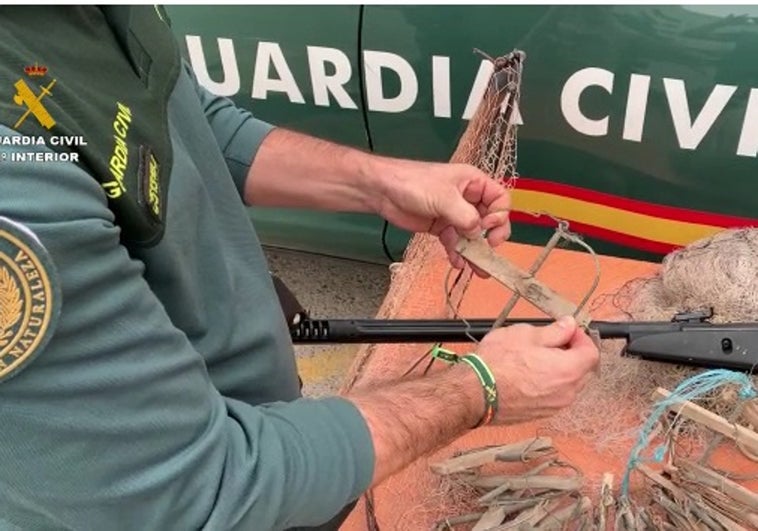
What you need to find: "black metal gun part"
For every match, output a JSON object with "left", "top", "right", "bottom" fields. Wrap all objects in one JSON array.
[{"left": 289, "top": 310, "right": 758, "bottom": 372}]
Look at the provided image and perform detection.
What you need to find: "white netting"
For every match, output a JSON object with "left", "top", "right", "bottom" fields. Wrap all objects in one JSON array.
[{"left": 454, "top": 49, "right": 524, "bottom": 189}]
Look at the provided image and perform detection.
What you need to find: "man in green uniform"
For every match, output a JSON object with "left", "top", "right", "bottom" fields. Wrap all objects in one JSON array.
[{"left": 0, "top": 7, "right": 599, "bottom": 530}]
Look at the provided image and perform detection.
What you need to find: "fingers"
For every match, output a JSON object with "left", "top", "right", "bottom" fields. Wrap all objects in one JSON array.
[
  {"left": 482, "top": 211, "right": 511, "bottom": 247},
  {"left": 482, "top": 210, "right": 508, "bottom": 229},
  {"left": 438, "top": 225, "right": 492, "bottom": 277},
  {"left": 480, "top": 179, "right": 512, "bottom": 213},
  {"left": 569, "top": 327, "right": 598, "bottom": 351},
  {"left": 437, "top": 225, "right": 458, "bottom": 251},
  {"left": 437, "top": 226, "right": 465, "bottom": 269},
  {"left": 568, "top": 327, "right": 601, "bottom": 374},
  {"left": 434, "top": 219, "right": 472, "bottom": 270},
  {"left": 535, "top": 315, "right": 578, "bottom": 348},
  {"left": 460, "top": 169, "right": 511, "bottom": 210},
  {"left": 442, "top": 192, "right": 482, "bottom": 239},
  {"left": 432, "top": 165, "right": 512, "bottom": 242},
  {"left": 461, "top": 173, "right": 511, "bottom": 214},
  {"left": 468, "top": 176, "right": 512, "bottom": 247},
  {"left": 433, "top": 165, "right": 514, "bottom": 272}
]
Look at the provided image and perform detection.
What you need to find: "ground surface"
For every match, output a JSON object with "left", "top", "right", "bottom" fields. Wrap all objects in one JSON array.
[{"left": 264, "top": 247, "right": 390, "bottom": 397}]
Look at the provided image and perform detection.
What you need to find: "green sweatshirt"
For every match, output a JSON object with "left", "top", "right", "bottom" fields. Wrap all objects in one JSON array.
[{"left": 0, "top": 7, "right": 373, "bottom": 530}]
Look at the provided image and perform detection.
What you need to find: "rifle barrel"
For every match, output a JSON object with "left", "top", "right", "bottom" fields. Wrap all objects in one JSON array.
[
  {"left": 289, "top": 318, "right": 672, "bottom": 344},
  {"left": 290, "top": 318, "right": 758, "bottom": 372}
]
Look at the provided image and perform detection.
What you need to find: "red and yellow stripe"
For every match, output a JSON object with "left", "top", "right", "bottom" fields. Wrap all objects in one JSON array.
[{"left": 510, "top": 178, "right": 758, "bottom": 254}]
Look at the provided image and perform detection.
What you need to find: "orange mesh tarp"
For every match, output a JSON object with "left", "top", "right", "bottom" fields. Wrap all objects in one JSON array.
[{"left": 340, "top": 238, "right": 758, "bottom": 530}]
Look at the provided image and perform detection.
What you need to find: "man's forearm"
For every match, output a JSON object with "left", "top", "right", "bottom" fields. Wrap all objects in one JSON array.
[
  {"left": 348, "top": 363, "right": 483, "bottom": 486},
  {"left": 244, "top": 128, "right": 392, "bottom": 211}
]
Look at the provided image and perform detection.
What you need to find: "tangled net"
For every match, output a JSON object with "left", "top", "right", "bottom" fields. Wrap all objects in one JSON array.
[
  {"left": 624, "top": 228, "right": 758, "bottom": 324},
  {"left": 545, "top": 228, "right": 758, "bottom": 450},
  {"left": 455, "top": 49, "right": 524, "bottom": 189},
  {"left": 438, "top": 49, "right": 526, "bottom": 319},
  {"left": 431, "top": 49, "right": 758, "bottom": 528},
  {"left": 426, "top": 229, "right": 758, "bottom": 530},
  {"left": 359, "top": 46, "right": 758, "bottom": 530}
]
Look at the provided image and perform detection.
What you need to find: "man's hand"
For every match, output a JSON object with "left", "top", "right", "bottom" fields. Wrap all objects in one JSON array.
[
  {"left": 473, "top": 315, "right": 600, "bottom": 425},
  {"left": 248, "top": 130, "right": 510, "bottom": 271},
  {"left": 374, "top": 160, "right": 511, "bottom": 272},
  {"left": 350, "top": 316, "right": 599, "bottom": 486}
]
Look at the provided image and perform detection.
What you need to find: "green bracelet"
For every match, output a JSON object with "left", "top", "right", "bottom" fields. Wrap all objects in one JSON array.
[
  {"left": 431, "top": 345, "right": 499, "bottom": 427},
  {"left": 460, "top": 353, "right": 498, "bottom": 427}
]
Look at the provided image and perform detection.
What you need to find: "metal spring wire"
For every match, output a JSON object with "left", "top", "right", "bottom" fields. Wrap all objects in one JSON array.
[{"left": 441, "top": 215, "right": 601, "bottom": 350}]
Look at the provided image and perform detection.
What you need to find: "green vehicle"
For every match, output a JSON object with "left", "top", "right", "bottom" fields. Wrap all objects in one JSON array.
[{"left": 165, "top": 5, "right": 758, "bottom": 264}]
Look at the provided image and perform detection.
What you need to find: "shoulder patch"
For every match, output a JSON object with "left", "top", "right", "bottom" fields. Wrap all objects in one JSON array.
[{"left": 0, "top": 217, "right": 60, "bottom": 382}]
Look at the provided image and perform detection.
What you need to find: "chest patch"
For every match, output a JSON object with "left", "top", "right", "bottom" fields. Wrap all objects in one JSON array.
[
  {"left": 0, "top": 6, "right": 179, "bottom": 248},
  {"left": 0, "top": 217, "right": 61, "bottom": 382}
]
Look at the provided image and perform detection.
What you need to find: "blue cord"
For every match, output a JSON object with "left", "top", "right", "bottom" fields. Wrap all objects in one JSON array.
[{"left": 621, "top": 369, "right": 756, "bottom": 496}]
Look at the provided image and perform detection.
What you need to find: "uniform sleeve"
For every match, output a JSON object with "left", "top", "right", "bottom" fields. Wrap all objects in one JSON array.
[
  {"left": 0, "top": 131, "right": 374, "bottom": 530},
  {"left": 184, "top": 61, "right": 274, "bottom": 199}
]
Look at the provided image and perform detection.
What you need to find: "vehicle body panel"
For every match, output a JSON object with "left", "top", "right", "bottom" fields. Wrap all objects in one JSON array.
[
  {"left": 166, "top": 5, "right": 409, "bottom": 262},
  {"left": 166, "top": 5, "right": 758, "bottom": 263}
]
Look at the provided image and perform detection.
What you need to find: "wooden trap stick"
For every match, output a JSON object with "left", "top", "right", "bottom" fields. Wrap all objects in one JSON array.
[
  {"left": 430, "top": 437, "right": 554, "bottom": 475},
  {"left": 652, "top": 388, "right": 758, "bottom": 456},
  {"left": 491, "top": 227, "right": 566, "bottom": 328},
  {"left": 455, "top": 237, "right": 593, "bottom": 328}
]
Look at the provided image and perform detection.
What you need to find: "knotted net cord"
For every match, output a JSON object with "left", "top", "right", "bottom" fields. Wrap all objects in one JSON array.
[
  {"left": 359, "top": 46, "right": 758, "bottom": 531},
  {"left": 402, "top": 49, "right": 600, "bottom": 376}
]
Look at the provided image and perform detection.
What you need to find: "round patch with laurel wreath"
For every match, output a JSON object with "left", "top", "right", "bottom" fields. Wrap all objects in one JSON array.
[{"left": 0, "top": 217, "right": 60, "bottom": 382}]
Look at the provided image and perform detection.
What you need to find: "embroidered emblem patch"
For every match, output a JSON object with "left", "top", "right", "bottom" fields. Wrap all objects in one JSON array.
[{"left": 0, "top": 217, "right": 60, "bottom": 382}]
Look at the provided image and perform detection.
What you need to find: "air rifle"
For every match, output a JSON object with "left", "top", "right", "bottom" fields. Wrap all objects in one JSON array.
[{"left": 289, "top": 309, "right": 758, "bottom": 372}]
